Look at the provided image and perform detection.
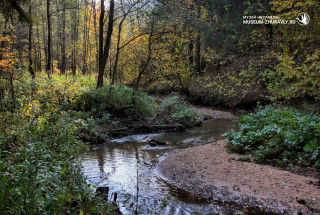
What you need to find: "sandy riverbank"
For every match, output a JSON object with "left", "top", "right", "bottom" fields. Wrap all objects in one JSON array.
[{"left": 158, "top": 140, "right": 320, "bottom": 214}]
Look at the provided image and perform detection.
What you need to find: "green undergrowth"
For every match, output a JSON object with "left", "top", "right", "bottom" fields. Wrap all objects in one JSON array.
[
  {"left": 0, "top": 111, "right": 119, "bottom": 214},
  {"left": 0, "top": 72, "right": 198, "bottom": 214},
  {"left": 72, "top": 87, "right": 198, "bottom": 125},
  {"left": 154, "top": 95, "right": 197, "bottom": 125},
  {"left": 71, "top": 85, "right": 157, "bottom": 120},
  {"left": 0, "top": 73, "right": 120, "bottom": 214},
  {"left": 224, "top": 106, "right": 320, "bottom": 168},
  {"left": 0, "top": 72, "right": 119, "bottom": 213}
]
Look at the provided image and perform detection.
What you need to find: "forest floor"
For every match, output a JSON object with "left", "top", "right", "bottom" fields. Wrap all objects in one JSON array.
[{"left": 158, "top": 109, "right": 320, "bottom": 215}]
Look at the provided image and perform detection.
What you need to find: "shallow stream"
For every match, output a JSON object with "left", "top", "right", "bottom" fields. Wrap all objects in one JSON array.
[{"left": 81, "top": 119, "right": 238, "bottom": 214}]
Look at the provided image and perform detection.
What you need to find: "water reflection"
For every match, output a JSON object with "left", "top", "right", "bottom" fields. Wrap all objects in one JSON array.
[{"left": 81, "top": 119, "right": 236, "bottom": 214}]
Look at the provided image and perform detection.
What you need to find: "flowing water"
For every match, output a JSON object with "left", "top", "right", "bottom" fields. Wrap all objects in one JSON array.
[{"left": 81, "top": 119, "right": 239, "bottom": 214}]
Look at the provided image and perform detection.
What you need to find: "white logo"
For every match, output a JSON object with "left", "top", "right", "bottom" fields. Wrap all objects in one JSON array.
[{"left": 296, "top": 12, "right": 310, "bottom": 26}]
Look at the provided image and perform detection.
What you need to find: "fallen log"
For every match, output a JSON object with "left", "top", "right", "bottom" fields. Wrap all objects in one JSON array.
[
  {"left": 110, "top": 123, "right": 187, "bottom": 137},
  {"left": 109, "top": 127, "right": 129, "bottom": 131},
  {"left": 149, "top": 124, "right": 184, "bottom": 129},
  {"left": 109, "top": 127, "right": 130, "bottom": 136},
  {"left": 133, "top": 124, "right": 185, "bottom": 133}
]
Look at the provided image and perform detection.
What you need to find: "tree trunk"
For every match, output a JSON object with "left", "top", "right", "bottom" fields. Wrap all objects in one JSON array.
[
  {"left": 111, "top": 0, "right": 139, "bottom": 85},
  {"left": 135, "top": 23, "right": 154, "bottom": 91},
  {"left": 41, "top": 0, "right": 47, "bottom": 73},
  {"left": 60, "top": 0, "right": 66, "bottom": 75},
  {"left": 88, "top": 4, "right": 94, "bottom": 74},
  {"left": 71, "top": 0, "right": 79, "bottom": 76},
  {"left": 97, "top": 0, "right": 105, "bottom": 87},
  {"left": 195, "top": 0, "right": 201, "bottom": 76},
  {"left": 111, "top": 15, "right": 126, "bottom": 85},
  {"left": 35, "top": 25, "right": 41, "bottom": 72},
  {"left": 92, "top": 0, "right": 99, "bottom": 71},
  {"left": 82, "top": 0, "right": 88, "bottom": 75},
  {"left": 97, "top": 0, "right": 115, "bottom": 88},
  {"left": 46, "top": 0, "right": 52, "bottom": 76},
  {"left": 28, "top": 2, "right": 35, "bottom": 79},
  {"left": 188, "top": 41, "right": 193, "bottom": 67}
]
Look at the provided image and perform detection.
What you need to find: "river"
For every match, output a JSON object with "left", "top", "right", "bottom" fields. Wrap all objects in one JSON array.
[{"left": 81, "top": 119, "right": 241, "bottom": 214}]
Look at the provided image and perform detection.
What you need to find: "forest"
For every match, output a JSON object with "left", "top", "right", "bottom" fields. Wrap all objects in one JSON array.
[{"left": 0, "top": 0, "right": 319, "bottom": 214}]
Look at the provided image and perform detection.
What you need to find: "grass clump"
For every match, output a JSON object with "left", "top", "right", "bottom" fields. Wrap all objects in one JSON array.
[{"left": 224, "top": 106, "right": 320, "bottom": 168}]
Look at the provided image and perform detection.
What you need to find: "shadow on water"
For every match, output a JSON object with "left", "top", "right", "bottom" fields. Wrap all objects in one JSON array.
[{"left": 81, "top": 119, "right": 249, "bottom": 214}]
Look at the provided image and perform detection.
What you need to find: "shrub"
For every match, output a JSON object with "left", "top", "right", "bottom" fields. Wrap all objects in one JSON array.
[
  {"left": 0, "top": 73, "right": 121, "bottom": 214},
  {"left": 72, "top": 85, "right": 158, "bottom": 119},
  {"left": 156, "top": 96, "right": 198, "bottom": 124},
  {"left": 265, "top": 51, "right": 320, "bottom": 101},
  {"left": 224, "top": 106, "right": 320, "bottom": 168},
  {"left": 0, "top": 112, "right": 117, "bottom": 214}
]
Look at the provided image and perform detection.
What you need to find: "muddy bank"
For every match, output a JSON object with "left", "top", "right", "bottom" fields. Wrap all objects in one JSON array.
[
  {"left": 194, "top": 106, "right": 236, "bottom": 120},
  {"left": 158, "top": 140, "right": 320, "bottom": 215}
]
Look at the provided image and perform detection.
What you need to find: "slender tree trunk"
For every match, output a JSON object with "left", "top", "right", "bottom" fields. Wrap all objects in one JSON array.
[
  {"left": 195, "top": 0, "right": 201, "bottom": 76},
  {"left": 135, "top": 23, "right": 154, "bottom": 90},
  {"left": 41, "top": 0, "right": 47, "bottom": 73},
  {"left": 61, "top": 0, "right": 66, "bottom": 74},
  {"left": 97, "top": 0, "right": 105, "bottom": 87},
  {"left": 71, "top": 0, "right": 79, "bottom": 76},
  {"left": 88, "top": 4, "right": 93, "bottom": 74},
  {"left": 35, "top": 24, "right": 41, "bottom": 72},
  {"left": 82, "top": 0, "right": 88, "bottom": 74},
  {"left": 188, "top": 41, "right": 193, "bottom": 66},
  {"left": 46, "top": 0, "right": 52, "bottom": 76},
  {"left": 111, "top": 0, "right": 138, "bottom": 85},
  {"left": 111, "top": 16, "right": 126, "bottom": 85},
  {"left": 195, "top": 36, "right": 200, "bottom": 75},
  {"left": 109, "top": 52, "right": 112, "bottom": 81},
  {"left": 28, "top": 2, "right": 35, "bottom": 79},
  {"left": 10, "top": 74, "right": 15, "bottom": 102},
  {"left": 97, "top": 0, "right": 115, "bottom": 88},
  {"left": 92, "top": 0, "right": 99, "bottom": 71},
  {"left": 57, "top": 3, "right": 61, "bottom": 71}
]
